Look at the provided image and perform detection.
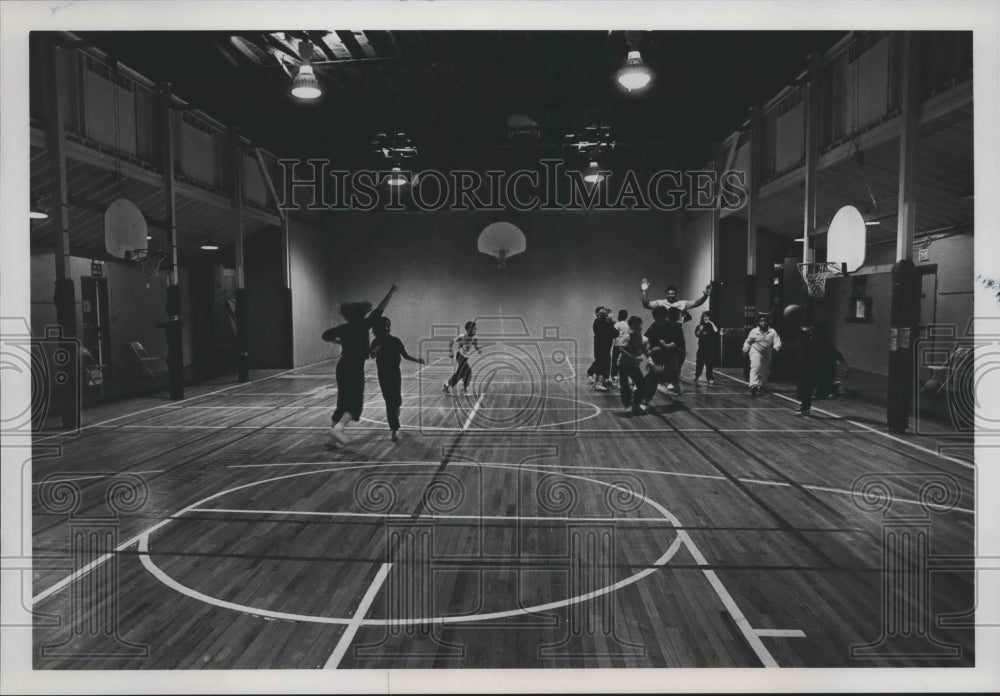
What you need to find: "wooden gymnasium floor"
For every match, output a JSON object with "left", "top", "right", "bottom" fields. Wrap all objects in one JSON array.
[{"left": 31, "top": 345, "right": 975, "bottom": 669}]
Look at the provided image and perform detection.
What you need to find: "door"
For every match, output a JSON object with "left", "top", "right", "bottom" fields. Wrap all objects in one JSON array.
[
  {"left": 916, "top": 266, "right": 938, "bottom": 383},
  {"left": 80, "top": 276, "right": 112, "bottom": 381}
]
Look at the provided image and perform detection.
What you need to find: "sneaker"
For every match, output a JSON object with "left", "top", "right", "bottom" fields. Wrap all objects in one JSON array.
[
  {"left": 708, "top": 379, "right": 715, "bottom": 385},
  {"left": 633, "top": 403, "right": 648, "bottom": 414},
  {"left": 461, "top": 388, "right": 469, "bottom": 397},
  {"left": 749, "top": 385, "right": 759, "bottom": 397},
  {"left": 693, "top": 375, "right": 700, "bottom": 383},
  {"left": 587, "top": 375, "right": 596, "bottom": 384},
  {"left": 325, "top": 425, "right": 347, "bottom": 449},
  {"left": 794, "top": 408, "right": 811, "bottom": 417},
  {"left": 594, "top": 383, "right": 608, "bottom": 392},
  {"left": 664, "top": 383, "right": 676, "bottom": 393},
  {"left": 391, "top": 430, "right": 400, "bottom": 442},
  {"left": 442, "top": 384, "right": 451, "bottom": 395}
]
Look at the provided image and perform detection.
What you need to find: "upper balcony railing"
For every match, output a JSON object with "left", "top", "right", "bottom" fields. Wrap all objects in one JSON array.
[
  {"left": 713, "top": 31, "right": 972, "bottom": 191},
  {"left": 30, "top": 35, "right": 282, "bottom": 212}
]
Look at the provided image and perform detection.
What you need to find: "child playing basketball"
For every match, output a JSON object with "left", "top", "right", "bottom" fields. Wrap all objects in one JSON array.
[
  {"left": 794, "top": 322, "right": 846, "bottom": 416},
  {"left": 611, "top": 309, "right": 630, "bottom": 386},
  {"left": 444, "top": 321, "right": 481, "bottom": 396},
  {"left": 742, "top": 313, "right": 781, "bottom": 397},
  {"left": 371, "top": 317, "right": 424, "bottom": 441},
  {"left": 617, "top": 315, "right": 649, "bottom": 414},
  {"left": 642, "top": 306, "right": 684, "bottom": 406},
  {"left": 693, "top": 311, "right": 719, "bottom": 385},
  {"left": 321, "top": 282, "right": 398, "bottom": 448}
]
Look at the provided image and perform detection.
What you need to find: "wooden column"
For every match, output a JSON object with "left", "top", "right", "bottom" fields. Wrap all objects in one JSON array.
[
  {"left": 887, "top": 32, "right": 922, "bottom": 434},
  {"left": 801, "top": 54, "right": 822, "bottom": 319},
  {"left": 230, "top": 128, "right": 249, "bottom": 382},
  {"left": 254, "top": 148, "right": 294, "bottom": 367},
  {"left": 160, "top": 83, "right": 184, "bottom": 399},
  {"left": 746, "top": 107, "right": 762, "bottom": 321},
  {"left": 45, "top": 40, "right": 79, "bottom": 430},
  {"left": 709, "top": 142, "right": 723, "bottom": 313}
]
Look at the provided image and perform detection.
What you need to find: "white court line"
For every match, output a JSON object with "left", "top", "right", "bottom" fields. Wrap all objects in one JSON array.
[
  {"left": 712, "top": 371, "right": 976, "bottom": 470},
  {"left": 32, "top": 470, "right": 164, "bottom": 486},
  {"left": 88, "top": 423, "right": 868, "bottom": 434},
  {"left": 219, "top": 460, "right": 974, "bottom": 515},
  {"left": 189, "top": 507, "right": 703, "bottom": 524},
  {"left": 754, "top": 629, "right": 806, "bottom": 638},
  {"left": 33, "top": 359, "right": 337, "bottom": 442},
  {"left": 462, "top": 393, "right": 485, "bottom": 430},
  {"left": 324, "top": 562, "right": 392, "bottom": 669}
]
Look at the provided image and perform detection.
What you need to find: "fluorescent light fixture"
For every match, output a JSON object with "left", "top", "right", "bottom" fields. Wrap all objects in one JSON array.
[
  {"left": 200, "top": 239, "right": 219, "bottom": 251},
  {"left": 616, "top": 50, "right": 652, "bottom": 92},
  {"left": 291, "top": 64, "right": 321, "bottom": 100}
]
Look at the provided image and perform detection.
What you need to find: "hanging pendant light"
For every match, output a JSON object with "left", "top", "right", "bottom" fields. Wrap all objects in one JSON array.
[
  {"left": 616, "top": 50, "right": 652, "bottom": 92},
  {"left": 29, "top": 197, "right": 48, "bottom": 219},
  {"left": 583, "top": 161, "right": 606, "bottom": 184},
  {"left": 200, "top": 236, "right": 219, "bottom": 251},
  {"left": 291, "top": 40, "right": 321, "bottom": 100},
  {"left": 386, "top": 166, "right": 408, "bottom": 186}
]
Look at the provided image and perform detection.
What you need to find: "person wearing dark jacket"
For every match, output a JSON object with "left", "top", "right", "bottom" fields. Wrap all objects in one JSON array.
[
  {"left": 795, "top": 322, "right": 846, "bottom": 416},
  {"left": 693, "top": 311, "right": 720, "bottom": 385}
]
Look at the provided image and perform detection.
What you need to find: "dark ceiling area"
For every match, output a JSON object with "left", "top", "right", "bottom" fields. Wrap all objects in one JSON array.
[{"left": 77, "top": 30, "right": 844, "bottom": 170}]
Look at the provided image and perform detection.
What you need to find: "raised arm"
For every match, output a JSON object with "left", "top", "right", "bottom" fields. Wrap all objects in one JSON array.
[
  {"left": 640, "top": 278, "right": 653, "bottom": 309},
  {"left": 687, "top": 284, "right": 712, "bottom": 309},
  {"left": 373, "top": 282, "right": 399, "bottom": 315}
]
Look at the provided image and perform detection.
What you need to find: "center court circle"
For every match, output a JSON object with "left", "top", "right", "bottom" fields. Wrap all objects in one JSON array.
[
  {"left": 359, "top": 393, "right": 602, "bottom": 430},
  {"left": 138, "top": 462, "right": 685, "bottom": 626}
]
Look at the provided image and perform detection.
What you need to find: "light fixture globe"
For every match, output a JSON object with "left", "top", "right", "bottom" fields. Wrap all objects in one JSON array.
[
  {"left": 616, "top": 50, "right": 652, "bottom": 92},
  {"left": 583, "top": 161, "right": 606, "bottom": 184},
  {"left": 386, "top": 166, "right": 408, "bottom": 186},
  {"left": 291, "top": 64, "right": 321, "bottom": 100}
]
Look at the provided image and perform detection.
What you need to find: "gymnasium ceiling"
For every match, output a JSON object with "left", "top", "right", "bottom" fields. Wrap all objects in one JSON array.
[{"left": 76, "top": 30, "right": 844, "bottom": 170}]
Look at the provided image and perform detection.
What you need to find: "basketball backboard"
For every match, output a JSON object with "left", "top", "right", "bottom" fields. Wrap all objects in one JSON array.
[
  {"left": 826, "top": 205, "right": 867, "bottom": 273},
  {"left": 104, "top": 198, "right": 148, "bottom": 260}
]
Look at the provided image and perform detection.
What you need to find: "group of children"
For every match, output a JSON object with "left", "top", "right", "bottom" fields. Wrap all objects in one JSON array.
[
  {"left": 321, "top": 279, "right": 848, "bottom": 448},
  {"left": 593, "top": 279, "right": 847, "bottom": 417},
  {"left": 587, "top": 280, "right": 719, "bottom": 414},
  {"left": 321, "top": 285, "right": 486, "bottom": 447}
]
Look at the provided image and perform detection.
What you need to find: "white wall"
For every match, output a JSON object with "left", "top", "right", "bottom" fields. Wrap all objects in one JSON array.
[{"left": 288, "top": 218, "right": 337, "bottom": 367}]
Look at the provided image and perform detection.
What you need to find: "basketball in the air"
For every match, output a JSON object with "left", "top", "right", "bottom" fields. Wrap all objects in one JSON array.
[{"left": 783, "top": 304, "right": 802, "bottom": 325}]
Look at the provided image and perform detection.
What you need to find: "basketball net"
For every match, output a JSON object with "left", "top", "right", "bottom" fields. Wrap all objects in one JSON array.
[
  {"left": 128, "top": 248, "right": 168, "bottom": 287},
  {"left": 797, "top": 262, "right": 844, "bottom": 298}
]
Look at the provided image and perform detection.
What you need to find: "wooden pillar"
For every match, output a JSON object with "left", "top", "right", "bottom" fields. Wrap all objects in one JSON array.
[
  {"left": 230, "top": 127, "right": 249, "bottom": 382},
  {"left": 887, "top": 32, "right": 922, "bottom": 433},
  {"left": 746, "top": 106, "right": 762, "bottom": 322},
  {"left": 709, "top": 142, "right": 723, "bottom": 314},
  {"left": 45, "top": 40, "right": 79, "bottom": 430},
  {"left": 254, "top": 147, "right": 294, "bottom": 368},
  {"left": 160, "top": 83, "right": 184, "bottom": 400},
  {"left": 280, "top": 215, "right": 294, "bottom": 367},
  {"left": 801, "top": 54, "right": 822, "bottom": 319}
]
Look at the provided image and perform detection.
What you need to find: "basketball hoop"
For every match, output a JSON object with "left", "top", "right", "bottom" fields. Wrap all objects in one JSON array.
[
  {"left": 797, "top": 262, "right": 845, "bottom": 298},
  {"left": 478, "top": 222, "right": 526, "bottom": 270},
  {"left": 129, "top": 248, "right": 168, "bottom": 286}
]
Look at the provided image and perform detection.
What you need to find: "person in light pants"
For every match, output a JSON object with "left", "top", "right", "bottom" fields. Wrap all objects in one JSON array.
[{"left": 742, "top": 314, "right": 782, "bottom": 396}]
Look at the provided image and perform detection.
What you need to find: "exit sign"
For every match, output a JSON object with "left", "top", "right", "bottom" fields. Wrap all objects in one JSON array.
[{"left": 91, "top": 261, "right": 103, "bottom": 277}]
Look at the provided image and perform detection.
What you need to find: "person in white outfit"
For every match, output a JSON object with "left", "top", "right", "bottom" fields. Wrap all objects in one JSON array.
[{"left": 742, "top": 314, "right": 782, "bottom": 396}]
